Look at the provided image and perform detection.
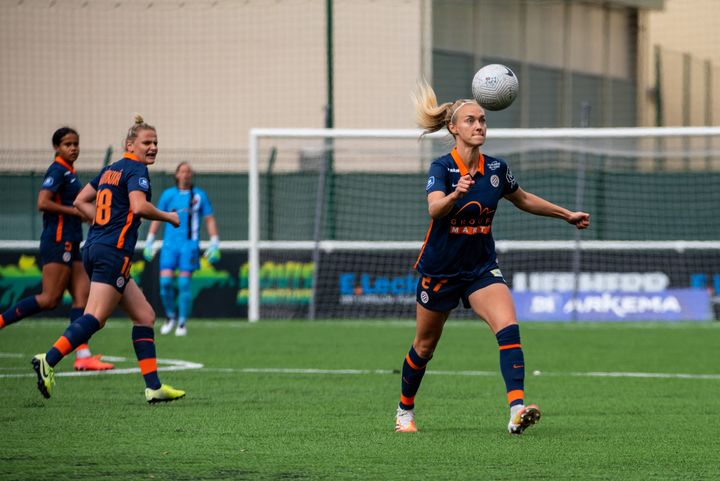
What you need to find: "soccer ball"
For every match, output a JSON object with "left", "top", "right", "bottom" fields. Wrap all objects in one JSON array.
[{"left": 471, "top": 64, "right": 519, "bottom": 111}]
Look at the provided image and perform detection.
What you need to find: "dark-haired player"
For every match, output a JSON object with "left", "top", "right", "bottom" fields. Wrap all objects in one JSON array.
[
  {"left": 0, "top": 127, "right": 113, "bottom": 371},
  {"left": 395, "top": 81, "right": 590, "bottom": 434}
]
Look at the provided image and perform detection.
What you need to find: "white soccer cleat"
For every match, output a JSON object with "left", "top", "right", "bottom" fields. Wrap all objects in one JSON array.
[
  {"left": 175, "top": 325, "right": 187, "bottom": 337},
  {"left": 160, "top": 319, "right": 176, "bottom": 335},
  {"left": 395, "top": 406, "right": 417, "bottom": 433},
  {"left": 508, "top": 404, "right": 541, "bottom": 434}
]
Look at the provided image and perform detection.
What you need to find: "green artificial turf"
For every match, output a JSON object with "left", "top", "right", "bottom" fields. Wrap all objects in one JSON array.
[{"left": 1, "top": 319, "right": 718, "bottom": 480}]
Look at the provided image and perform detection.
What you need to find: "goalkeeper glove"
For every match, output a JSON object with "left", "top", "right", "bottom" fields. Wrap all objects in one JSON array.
[
  {"left": 143, "top": 234, "right": 156, "bottom": 262},
  {"left": 204, "top": 236, "right": 221, "bottom": 264}
]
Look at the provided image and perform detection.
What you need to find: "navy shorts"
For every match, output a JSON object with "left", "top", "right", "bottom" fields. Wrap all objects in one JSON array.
[
  {"left": 82, "top": 243, "right": 132, "bottom": 293},
  {"left": 159, "top": 241, "right": 200, "bottom": 273},
  {"left": 39, "top": 239, "right": 81, "bottom": 267},
  {"left": 416, "top": 266, "right": 507, "bottom": 312}
]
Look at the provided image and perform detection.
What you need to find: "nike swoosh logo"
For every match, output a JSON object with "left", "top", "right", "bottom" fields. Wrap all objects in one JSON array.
[
  {"left": 505, "top": 68, "right": 514, "bottom": 77},
  {"left": 41, "top": 360, "right": 49, "bottom": 377},
  {"left": 451, "top": 183, "right": 458, "bottom": 188},
  {"left": 513, "top": 364, "right": 524, "bottom": 369}
]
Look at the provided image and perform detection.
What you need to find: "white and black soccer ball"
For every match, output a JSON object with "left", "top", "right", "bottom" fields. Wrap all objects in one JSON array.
[{"left": 471, "top": 64, "right": 519, "bottom": 111}]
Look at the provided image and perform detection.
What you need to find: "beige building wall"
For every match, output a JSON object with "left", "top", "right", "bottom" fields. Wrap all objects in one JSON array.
[
  {"left": 0, "top": 0, "right": 423, "bottom": 163},
  {"left": 643, "top": 0, "right": 720, "bottom": 126}
]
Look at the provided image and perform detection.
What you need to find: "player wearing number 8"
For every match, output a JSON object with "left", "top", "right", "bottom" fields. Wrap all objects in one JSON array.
[
  {"left": 31, "top": 115, "right": 186, "bottom": 404},
  {"left": 394, "top": 81, "right": 590, "bottom": 434}
]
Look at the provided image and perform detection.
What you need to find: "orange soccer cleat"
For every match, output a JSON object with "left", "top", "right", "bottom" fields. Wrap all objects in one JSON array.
[
  {"left": 395, "top": 406, "right": 418, "bottom": 433},
  {"left": 74, "top": 354, "right": 115, "bottom": 371}
]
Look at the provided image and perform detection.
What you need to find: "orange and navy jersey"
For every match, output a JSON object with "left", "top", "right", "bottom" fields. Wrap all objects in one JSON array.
[
  {"left": 40, "top": 156, "right": 83, "bottom": 243},
  {"left": 414, "top": 148, "right": 519, "bottom": 279},
  {"left": 85, "top": 153, "right": 151, "bottom": 255}
]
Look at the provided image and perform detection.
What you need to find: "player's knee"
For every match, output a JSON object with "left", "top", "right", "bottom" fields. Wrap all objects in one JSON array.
[
  {"left": 36, "top": 292, "right": 61, "bottom": 310},
  {"left": 160, "top": 275, "right": 174, "bottom": 290},
  {"left": 132, "top": 307, "right": 157, "bottom": 328},
  {"left": 493, "top": 319, "right": 518, "bottom": 334},
  {"left": 177, "top": 275, "right": 191, "bottom": 290},
  {"left": 412, "top": 342, "right": 436, "bottom": 360}
]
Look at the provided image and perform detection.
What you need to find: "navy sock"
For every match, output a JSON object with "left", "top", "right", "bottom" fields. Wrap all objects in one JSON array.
[
  {"left": 46, "top": 315, "right": 101, "bottom": 367},
  {"left": 69, "top": 307, "right": 84, "bottom": 323},
  {"left": 0, "top": 296, "right": 41, "bottom": 327},
  {"left": 399, "top": 346, "right": 431, "bottom": 410},
  {"left": 132, "top": 326, "right": 161, "bottom": 389},
  {"left": 69, "top": 308, "right": 91, "bottom": 355},
  {"left": 496, "top": 324, "right": 525, "bottom": 407}
]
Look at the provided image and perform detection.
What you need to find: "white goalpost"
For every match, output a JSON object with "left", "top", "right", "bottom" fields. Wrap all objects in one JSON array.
[{"left": 247, "top": 126, "right": 720, "bottom": 322}]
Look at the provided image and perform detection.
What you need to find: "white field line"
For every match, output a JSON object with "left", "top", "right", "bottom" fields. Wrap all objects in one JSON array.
[
  {"left": 201, "top": 367, "right": 720, "bottom": 380},
  {"left": 0, "top": 354, "right": 203, "bottom": 379},
  {"left": 1, "top": 352, "right": 719, "bottom": 380}
]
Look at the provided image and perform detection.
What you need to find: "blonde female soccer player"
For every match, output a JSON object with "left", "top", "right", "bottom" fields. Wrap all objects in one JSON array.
[
  {"left": 395, "top": 82, "right": 590, "bottom": 434},
  {"left": 32, "top": 115, "right": 186, "bottom": 403}
]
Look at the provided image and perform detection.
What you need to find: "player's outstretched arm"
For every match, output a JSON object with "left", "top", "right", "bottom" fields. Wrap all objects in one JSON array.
[
  {"left": 129, "top": 191, "right": 180, "bottom": 227},
  {"left": 505, "top": 187, "right": 590, "bottom": 229}
]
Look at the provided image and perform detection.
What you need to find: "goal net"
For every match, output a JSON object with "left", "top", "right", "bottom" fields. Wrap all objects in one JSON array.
[{"left": 248, "top": 127, "right": 720, "bottom": 321}]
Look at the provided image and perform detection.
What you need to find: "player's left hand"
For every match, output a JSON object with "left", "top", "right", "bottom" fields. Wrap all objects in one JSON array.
[
  {"left": 204, "top": 236, "right": 221, "bottom": 264},
  {"left": 204, "top": 246, "right": 221, "bottom": 264},
  {"left": 568, "top": 211, "right": 591, "bottom": 229}
]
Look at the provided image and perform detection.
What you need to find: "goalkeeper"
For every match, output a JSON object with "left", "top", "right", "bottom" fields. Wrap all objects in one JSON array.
[{"left": 143, "top": 162, "right": 220, "bottom": 337}]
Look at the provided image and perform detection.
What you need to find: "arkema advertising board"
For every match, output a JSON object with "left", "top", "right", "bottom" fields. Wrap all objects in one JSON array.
[
  {"left": 0, "top": 248, "right": 717, "bottom": 320},
  {"left": 322, "top": 249, "right": 717, "bottom": 321}
]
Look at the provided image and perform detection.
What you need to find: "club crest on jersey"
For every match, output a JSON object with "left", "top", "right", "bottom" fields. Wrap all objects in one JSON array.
[
  {"left": 488, "top": 160, "right": 501, "bottom": 171},
  {"left": 420, "top": 291, "right": 429, "bottom": 304},
  {"left": 116, "top": 276, "right": 125, "bottom": 288},
  {"left": 490, "top": 175, "right": 500, "bottom": 188},
  {"left": 42, "top": 177, "right": 54, "bottom": 187},
  {"left": 138, "top": 177, "right": 150, "bottom": 190},
  {"left": 426, "top": 176, "right": 435, "bottom": 190}
]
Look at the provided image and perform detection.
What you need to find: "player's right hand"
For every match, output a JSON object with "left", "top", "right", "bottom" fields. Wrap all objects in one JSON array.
[
  {"left": 453, "top": 174, "right": 474, "bottom": 198},
  {"left": 168, "top": 211, "right": 180, "bottom": 228}
]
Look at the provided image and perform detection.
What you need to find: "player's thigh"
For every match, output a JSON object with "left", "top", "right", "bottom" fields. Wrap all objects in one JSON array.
[
  {"left": 120, "top": 279, "right": 155, "bottom": 327},
  {"left": 40, "top": 262, "right": 71, "bottom": 301},
  {"left": 159, "top": 243, "right": 181, "bottom": 272},
  {"left": 178, "top": 243, "right": 200, "bottom": 273},
  {"left": 84, "top": 281, "right": 123, "bottom": 325},
  {"left": 466, "top": 282, "right": 517, "bottom": 334},
  {"left": 68, "top": 260, "right": 90, "bottom": 307}
]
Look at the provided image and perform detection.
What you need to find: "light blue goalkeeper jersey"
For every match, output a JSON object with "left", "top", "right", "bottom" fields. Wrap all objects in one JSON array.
[{"left": 156, "top": 186, "right": 214, "bottom": 246}]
